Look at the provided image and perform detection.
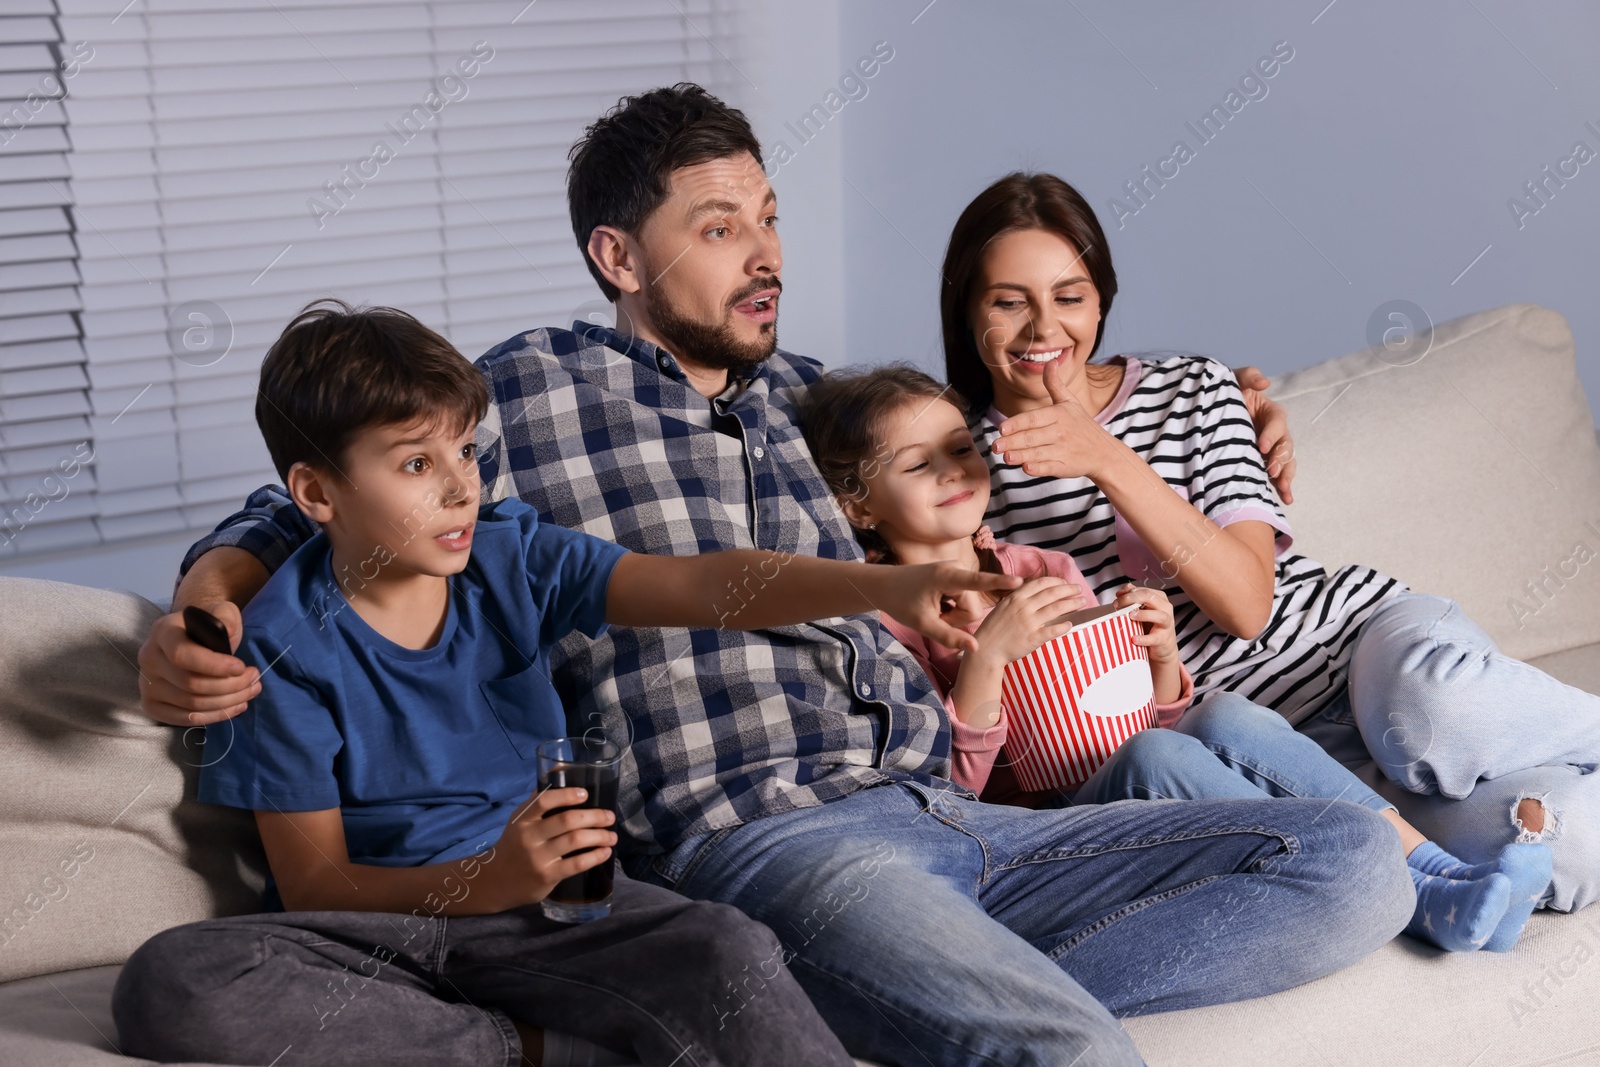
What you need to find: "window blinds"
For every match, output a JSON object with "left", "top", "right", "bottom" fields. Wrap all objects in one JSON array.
[
  {"left": 3, "top": 0, "right": 740, "bottom": 557},
  {"left": 1, "top": 2, "right": 95, "bottom": 557}
]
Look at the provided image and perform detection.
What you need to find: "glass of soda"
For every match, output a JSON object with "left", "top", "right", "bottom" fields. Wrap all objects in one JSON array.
[{"left": 535, "top": 736, "right": 623, "bottom": 923}]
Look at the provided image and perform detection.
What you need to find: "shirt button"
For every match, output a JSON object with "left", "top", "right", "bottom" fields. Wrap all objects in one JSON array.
[
  {"left": 752, "top": 445, "right": 765, "bottom": 459},
  {"left": 859, "top": 682, "right": 872, "bottom": 697},
  {"left": 658, "top": 355, "right": 670, "bottom": 369}
]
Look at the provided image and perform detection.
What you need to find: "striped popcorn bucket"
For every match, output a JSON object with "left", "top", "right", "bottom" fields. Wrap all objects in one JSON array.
[{"left": 998, "top": 603, "right": 1159, "bottom": 792}]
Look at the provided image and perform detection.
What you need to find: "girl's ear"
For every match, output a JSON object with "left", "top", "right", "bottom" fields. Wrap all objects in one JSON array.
[
  {"left": 286, "top": 462, "right": 338, "bottom": 525},
  {"left": 835, "top": 491, "right": 877, "bottom": 532}
]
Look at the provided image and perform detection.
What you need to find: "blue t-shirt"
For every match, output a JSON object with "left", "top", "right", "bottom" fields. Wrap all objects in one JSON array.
[{"left": 200, "top": 496, "right": 627, "bottom": 886}]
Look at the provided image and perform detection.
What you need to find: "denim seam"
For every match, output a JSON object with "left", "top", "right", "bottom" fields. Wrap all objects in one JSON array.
[
  {"left": 1047, "top": 874, "right": 1225, "bottom": 960},
  {"left": 921, "top": 794, "right": 995, "bottom": 895},
  {"left": 431, "top": 916, "right": 450, "bottom": 983},
  {"left": 480, "top": 1005, "right": 521, "bottom": 1067},
  {"left": 465, "top": 964, "right": 707, "bottom": 1067},
  {"left": 995, "top": 824, "right": 1300, "bottom": 870},
  {"left": 1421, "top": 597, "right": 1458, "bottom": 643}
]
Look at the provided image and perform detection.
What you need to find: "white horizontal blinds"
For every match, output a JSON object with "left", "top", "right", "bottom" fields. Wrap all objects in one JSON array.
[
  {"left": 0, "top": 2, "right": 95, "bottom": 558},
  {"left": 58, "top": 1, "right": 180, "bottom": 546},
  {"left": 143, "top": 0, "right": 448, "bottom": 531},
  {"left": 434, "top": 0, "right": 741, "bottom": 357},
  {"left": 8, "top": 0, "right": 745, "bottom": 556}
]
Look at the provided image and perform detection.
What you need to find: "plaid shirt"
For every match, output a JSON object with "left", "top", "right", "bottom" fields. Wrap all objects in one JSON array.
[{"left": 181, "top": 324, "right": 954, "bottom": 854}]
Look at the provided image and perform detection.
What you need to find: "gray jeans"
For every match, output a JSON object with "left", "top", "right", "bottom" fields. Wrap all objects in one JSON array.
[{"left": 111, "top": 871, "right": 854, "bottom": 1067}]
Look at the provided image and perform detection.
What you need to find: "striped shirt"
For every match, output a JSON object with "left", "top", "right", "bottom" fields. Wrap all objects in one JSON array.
[
  {"left": 180, "top": 324, "right": 955, "bottom": 856},
  {"left": 974, "top": 354, "right": 1406, "bottom": 725}
]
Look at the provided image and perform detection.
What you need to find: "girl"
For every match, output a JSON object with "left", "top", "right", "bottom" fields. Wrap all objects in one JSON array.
[{"left": 801, "top": 364, "right": 1551, "bottom": 954}]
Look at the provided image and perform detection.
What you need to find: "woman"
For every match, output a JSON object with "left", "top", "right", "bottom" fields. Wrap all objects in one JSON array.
[{"left": 940, "top": 171, "right": 1599, "bottom": 913}]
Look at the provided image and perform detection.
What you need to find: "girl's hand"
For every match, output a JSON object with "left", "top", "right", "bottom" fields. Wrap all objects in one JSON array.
[
  {"left": 991, "top": 358, "right": 1118, "bottom": 479},
  {"left": 970, "top": 577, "right": 1086, "bottom": 665},
  {"left": 1113, "top": 583, "right": 1181, "bottom": 666}
]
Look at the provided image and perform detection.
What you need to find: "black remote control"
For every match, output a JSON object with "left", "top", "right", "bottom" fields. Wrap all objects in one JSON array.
[{"left": 182, "top": 605, "right": 233, "bottom": 656}]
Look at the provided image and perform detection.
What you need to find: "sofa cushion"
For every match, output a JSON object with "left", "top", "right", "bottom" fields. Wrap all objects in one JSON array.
[
  {"left": 0, "top": 965, "right": 171, "bottom": 1067},
  {"left": 1121, "top": 909, "right": 1598, "bottom": 1066},
  {"left": 0, "top": 578, "right": 266, "bottom": 984},
  {"left": 1269, "top": 303, "right": 1600, "bottom": 662},
  {"left": 1528, "top": 642, "right": 1600, "bottom": 696}
]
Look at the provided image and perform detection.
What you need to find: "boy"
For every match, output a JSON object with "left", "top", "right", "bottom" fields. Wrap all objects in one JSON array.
[{"left": 113, "top": 299, "right": 1014, "bottom": 1067}]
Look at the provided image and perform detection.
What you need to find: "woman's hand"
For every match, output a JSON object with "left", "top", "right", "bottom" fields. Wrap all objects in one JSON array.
[
  {"left": 1112, "top": 583, "right": 1181, "bottom": 667},
  {"left": 1233, "top": 367, "right": 1297, "bottom": 505},
  {"left": 969, "top": 577, "right": 1085, "bottom": 666},
  {"left": 991, "top": 358, "right": 1121, "bottom": 480}
]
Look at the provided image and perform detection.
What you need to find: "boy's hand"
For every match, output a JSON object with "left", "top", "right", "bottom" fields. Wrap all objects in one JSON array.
[
  {"left": 1113, "top": 584, "right": 1181, "bottom": 666},
  {"left": 873, "top": 563, "right": 1022, "bottom": 654},
  {"left": 483, "top": 786, "right": 618, "bottom": 909},
  {"left": 138, "top": 600, "right": 262, "bottom": 726},
  {"left": 970, "top": 577, "right": 1084, "bottom": 665}
]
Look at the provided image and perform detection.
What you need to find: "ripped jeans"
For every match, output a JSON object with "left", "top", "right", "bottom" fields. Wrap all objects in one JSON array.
[{"left": 1290, "top": 592, "right": 1600, "bottom": 912}]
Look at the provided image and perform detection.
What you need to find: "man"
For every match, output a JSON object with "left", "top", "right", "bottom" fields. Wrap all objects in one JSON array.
[{"left": 134, "top": 84, "right": 1407, "bottom": 1067}]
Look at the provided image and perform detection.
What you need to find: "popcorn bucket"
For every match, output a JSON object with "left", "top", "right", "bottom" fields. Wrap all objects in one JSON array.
[{"left": 998, "top": 602, "right": 1158, "bottom": 791}]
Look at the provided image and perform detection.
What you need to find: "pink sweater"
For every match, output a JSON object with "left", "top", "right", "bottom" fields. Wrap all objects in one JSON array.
[{"left": 881, "top": 536, "right": 1194, "bottom": 798}]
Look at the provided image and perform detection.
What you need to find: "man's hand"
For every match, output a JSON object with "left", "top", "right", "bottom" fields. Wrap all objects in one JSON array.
[
  {"left": 482, "top": 786, "right": 618, "bottom": 910},
  {"left": 872, "top": 563, "right": 1023, "bottom": 654},
  {"left": 138, "top": 600, "right": 261, "bottom": 726},
  {"left": 1233, "top": 367, "right": 1297, "bottom": 505}
]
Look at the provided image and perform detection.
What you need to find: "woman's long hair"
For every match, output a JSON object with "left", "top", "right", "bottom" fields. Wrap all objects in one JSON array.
[{"left": 940, "top": 172, "right": 1120, "bottom": 413}]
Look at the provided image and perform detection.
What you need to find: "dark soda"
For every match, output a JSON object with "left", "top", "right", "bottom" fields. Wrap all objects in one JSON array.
[{"left": 543, "top": 760, "right": 619, "bottom": 905}]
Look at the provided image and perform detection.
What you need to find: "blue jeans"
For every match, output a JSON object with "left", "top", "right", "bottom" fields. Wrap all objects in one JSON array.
[
  {"left": 1298, "top": 592, "right": 1600, "bottom": 912},
  {"left": 629, "top": 780, "right": 1412, "bottom": 1067},
  {"left": 1072, "top": 693, "right": 1398, "bottom": 821}
]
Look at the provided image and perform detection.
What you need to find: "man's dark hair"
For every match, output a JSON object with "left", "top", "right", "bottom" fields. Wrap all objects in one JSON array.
[
  {"left": 567, "top": 83, "right": 763, "bottom": 302},
  {"left": 255, "top": 299, "right": 488, "bottom": 483}
]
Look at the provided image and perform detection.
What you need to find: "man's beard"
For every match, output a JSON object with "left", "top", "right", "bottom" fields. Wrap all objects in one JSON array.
[{"left": 645, "top": 277, "right": 779, "bottom": 372}]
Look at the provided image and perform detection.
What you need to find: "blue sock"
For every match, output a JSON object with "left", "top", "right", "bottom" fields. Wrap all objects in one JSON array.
[
  {"left": 1405, "top": 842, "right": 1511, "bottom": 951},
  {"left": 1412, "top": 842, "right": 1553, "bottom": 952}
]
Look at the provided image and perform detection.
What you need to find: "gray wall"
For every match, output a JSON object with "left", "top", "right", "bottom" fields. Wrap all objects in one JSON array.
[
  {"left": 8, "top": 0, "right": 1596, "bottom": 604},
  {"left": 836, "top": 0, "right": 1600, "bottom": 421}
]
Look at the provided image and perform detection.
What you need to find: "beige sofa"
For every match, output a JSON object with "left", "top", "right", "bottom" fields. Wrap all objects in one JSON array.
[{"left": 1, "top": 303, "right": 1595, "bottom": 1066}]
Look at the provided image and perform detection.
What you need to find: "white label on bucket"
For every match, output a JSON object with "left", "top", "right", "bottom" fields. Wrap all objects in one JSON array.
[{"left": 1076, "top": 660, "right": 1156, "bottom": 718}]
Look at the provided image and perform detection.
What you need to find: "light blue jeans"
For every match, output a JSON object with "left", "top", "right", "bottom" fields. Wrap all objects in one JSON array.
[
  {"left": 629, "top": 779, "right": 1413, "bottom": 1067},
  {"left": 1084, "top": 592, "right": 1600, "bottom": 913},
  {"left": 1301, "top": 592, "right": 1600, "bottom": 913}
]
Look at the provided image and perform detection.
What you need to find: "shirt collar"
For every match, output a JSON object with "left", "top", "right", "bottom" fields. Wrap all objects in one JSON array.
[{"left": 573, "top": 321, "right": 768, "bottom": 395}]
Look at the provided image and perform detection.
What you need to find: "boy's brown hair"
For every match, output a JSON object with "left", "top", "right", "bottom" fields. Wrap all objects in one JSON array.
[{"left": 255, "top": 299, "right": 489, "bottom": 482}]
